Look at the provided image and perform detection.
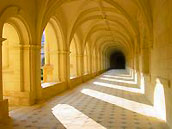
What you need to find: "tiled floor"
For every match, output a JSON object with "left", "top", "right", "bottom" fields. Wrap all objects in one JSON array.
[{"left": 1, "top": 70, "right": 170, "bottom": 129}]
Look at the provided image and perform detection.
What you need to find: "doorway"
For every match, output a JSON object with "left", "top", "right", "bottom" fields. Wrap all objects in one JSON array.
[{"left": 110, "top": 51, "right": 126, "bottom": 69}]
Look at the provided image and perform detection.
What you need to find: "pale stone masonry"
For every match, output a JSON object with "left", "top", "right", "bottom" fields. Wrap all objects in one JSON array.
[{"left": 0, "top": 0, "right": 172, "bottom": 129}]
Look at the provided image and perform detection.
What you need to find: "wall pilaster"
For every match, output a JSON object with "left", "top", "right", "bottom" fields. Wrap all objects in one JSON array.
[{"left": 0, "top": 37, "right": 9, "bottom": 124}]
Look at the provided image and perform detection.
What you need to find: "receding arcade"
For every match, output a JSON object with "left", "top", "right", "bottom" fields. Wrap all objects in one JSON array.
[{"left": 0, "top": 1, "right": 172, "bottom": 129}]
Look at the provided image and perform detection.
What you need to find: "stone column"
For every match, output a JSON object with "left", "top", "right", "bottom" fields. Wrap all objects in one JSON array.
[
  {"left": 0, "top": 38, "right": 9, "bottom": 123},
  {"left": 58, "top": 50, "right": 70, "bottom": 86},
  {"left": 27, "top": 44, "right": 42, "bottom": 104},
  {"left": 89, "top": 53, "right": 93, "bottom": 74},
  {"left": 7, "top": 44, "right": 25, "bottom": 92},
  {"left": 0, "top": 38, "right": 5, "bottom": 100},
  {"left": 141, "top": 48, "right": 150, "bottom": 74},
  {"left": 3, "top": 44, "right": 42, "bottom": 105},
  {"left": 76, "top": 54, "right": 84, "bottom": 77},
  {"left": 95, "top": 54, "right": 98, "bottom": 75}
]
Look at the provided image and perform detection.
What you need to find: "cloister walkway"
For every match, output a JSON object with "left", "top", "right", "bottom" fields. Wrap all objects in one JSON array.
[{"left": 2, "top": 70, "right": 169, "bottom": 129}]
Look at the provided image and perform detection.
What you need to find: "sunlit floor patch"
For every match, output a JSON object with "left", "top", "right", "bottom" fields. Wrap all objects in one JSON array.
[
  {"left": 100, "top": 77, "right": 137, "bottom": 85},
  {"left": 93, "top": 81, "right": 144, "bottom": 94},
  {"left": 41, "top": 82, "right": 57, "bottom": 88},
  {"left": 104, "top": 70, "right": 132, "bottom": 77},
  {"left": 3, "top": 70, "right": 169, "bottom": 129},
  {"left": 81, "top": 89, "right": 159, "bottom": 119},
  {"left": 52, "top": 104, "right": 106, "bottom": 129},
  {"left": 103, "top": 74, "right": 133, "bottom": 80}
]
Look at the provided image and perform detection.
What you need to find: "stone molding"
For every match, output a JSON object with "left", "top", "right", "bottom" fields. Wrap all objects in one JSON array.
[{"left": 6, "top": 44, "right": 41, "bottom": 50}]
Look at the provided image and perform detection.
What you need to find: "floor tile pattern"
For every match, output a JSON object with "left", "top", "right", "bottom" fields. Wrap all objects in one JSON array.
[{"left": 0, "top": 70, "right": 170, "bottom": 129}]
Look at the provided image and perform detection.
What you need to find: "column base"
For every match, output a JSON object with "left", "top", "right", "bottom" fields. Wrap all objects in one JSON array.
[
  {"left": 3, "top": 91, "right": 33, "bottom": 106},
  {"left": 0, "top": 99, "right": 9, "bottom": 124}
]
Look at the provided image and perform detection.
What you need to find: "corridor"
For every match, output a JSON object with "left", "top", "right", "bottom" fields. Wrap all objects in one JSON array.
[{"left": 2, "top": 70, "right": 169, "bottom": 129}]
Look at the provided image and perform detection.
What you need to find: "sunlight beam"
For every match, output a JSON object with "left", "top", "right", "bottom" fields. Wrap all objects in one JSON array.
[
  {"left": 81, "top": 89, "right": 162, "bottom": 120},
  {"left": 103, "top": 75, "right": 133, "bottom": 80},
  {"left": 93, "top": 82, "right": 144, "bottom": 94},
  {"left": 52, "top": 104, "right": 106, "bottom": 129},
  {"left": 154, "top": 79, "right": 166, "bottom": 121},
  {"left": 100, "top": 77, "right": 137, "bottom": 84}
]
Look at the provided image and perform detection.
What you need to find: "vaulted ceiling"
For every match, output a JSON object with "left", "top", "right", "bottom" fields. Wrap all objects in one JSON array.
[{"left": 38, "top": 0, "right": 153, "bottom": 58}]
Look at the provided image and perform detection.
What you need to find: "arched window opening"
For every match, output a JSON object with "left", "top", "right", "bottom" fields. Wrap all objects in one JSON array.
[
  {"left": 41, "top": 31, "right": 45, "bottom": 81},
  {"left": 40, "top": 22, "right": 60, "bottom": 86},
  {"left": 110, "top": 51, "right": 126, "bottom": 69},
  {"left": 70, "top": 39, "right": 77, "bottom": 78}
]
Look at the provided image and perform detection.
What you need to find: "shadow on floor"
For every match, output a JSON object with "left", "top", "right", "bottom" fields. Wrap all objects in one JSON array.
[{"left": 3, "top": 70, "right": 169, "bottom": 129}]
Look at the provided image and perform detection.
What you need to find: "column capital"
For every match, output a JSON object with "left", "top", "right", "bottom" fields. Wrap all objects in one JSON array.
[
  {"left": 0, "top": 38, "right": 6, "bottom": 43},
  {"left": 58, "top": 50, "right": 70, "bottom": 54},
  {"left": 76, "top": 54, "right": 84, "bottom": 57},
  {"left": 23, "top": 44, "right": 41, "bottom": 49},
  {"left": 9, "top": 44, "right": 41, "bottom": 50}
]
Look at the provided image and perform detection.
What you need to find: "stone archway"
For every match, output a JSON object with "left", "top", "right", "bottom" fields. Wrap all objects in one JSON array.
[{"left": 2, "top": 16, "right": 30, "bottom": 106}]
